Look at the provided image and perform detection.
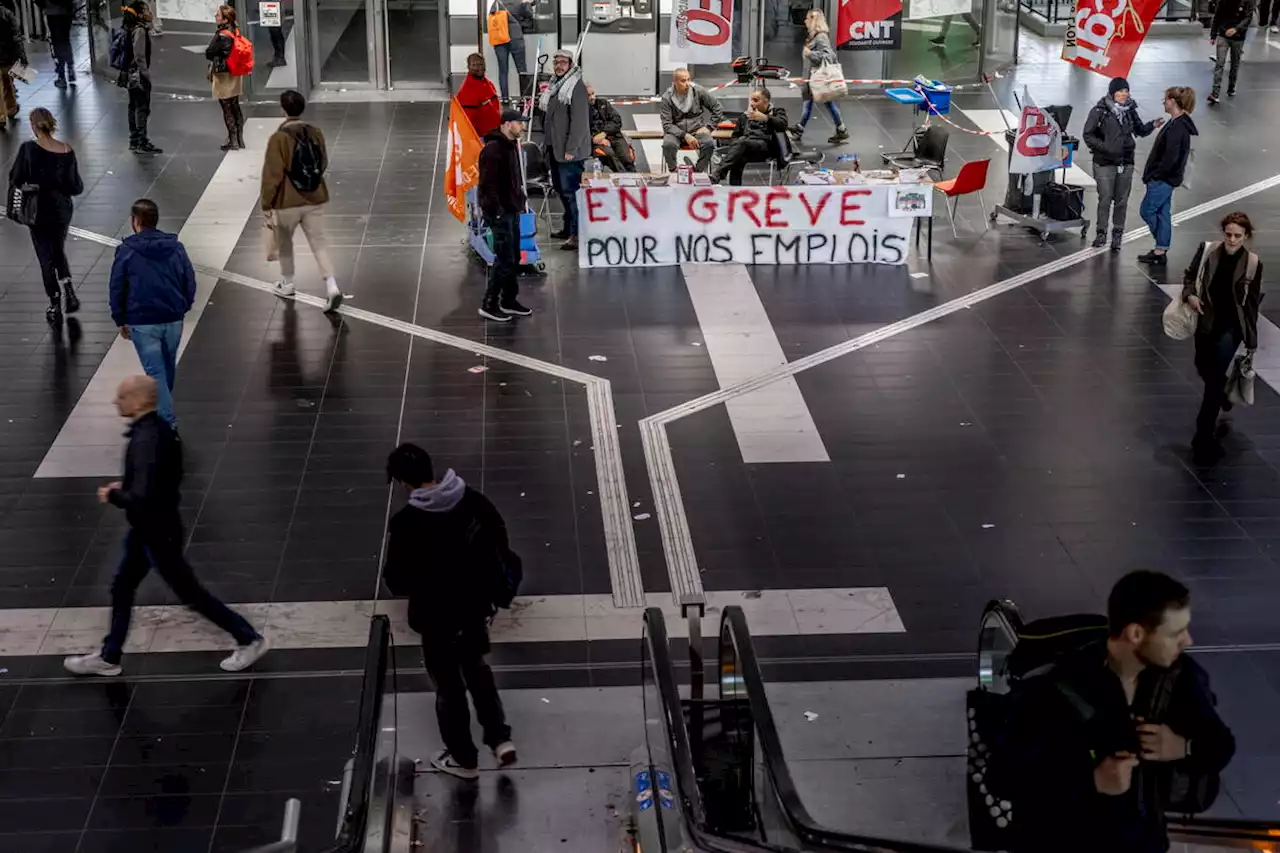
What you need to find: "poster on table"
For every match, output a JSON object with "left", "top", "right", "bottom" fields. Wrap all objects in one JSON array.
[
  {"left": 444, "top": 97, "right": 482, "bottom": 222},
  {"left": 577, "top": 185, "right": 926, "bottom": 268},
  {"left": 669, "top": 0, "right": 734, "bottom": 64},
  {"left": 1008, "top": 90, "right": 1063, "bottom": 175},
  {"left": 837, "top": 0, "right": 903, "bottom": 50},
  {"left": 1060, "top": 0, "right": 1163, "bottom": 78}
]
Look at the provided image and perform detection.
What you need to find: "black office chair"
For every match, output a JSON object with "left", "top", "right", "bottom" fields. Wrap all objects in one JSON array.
[
  {"left": 521, "top": 142, "right": 557, "bottom": 222},
  {"left": 881, "top": 124, "right": 950, "bottom": 179},
  {"left": 769, "top": 129, "right": 823, "bottom": 184}
]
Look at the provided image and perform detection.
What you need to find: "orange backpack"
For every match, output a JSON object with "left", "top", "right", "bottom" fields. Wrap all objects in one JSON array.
[
  {"left": 226, "top": 28, "right": 254, "bottom": 76},
  {"left": 487, "top": 3, "right": 511, "bottom": 46}
]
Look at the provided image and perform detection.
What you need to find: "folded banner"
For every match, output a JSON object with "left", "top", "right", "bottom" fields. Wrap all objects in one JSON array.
[
  {"left": 670, "top": 0, "right": 734, "bottom": 64},
  {"left": 1061, "top": 0, "right": 1164, "bottom": 78},
  {"left": 444, "top": 96, "right": 482, "bottom": 222},
  {"left": 1009, "top": 92, "right": 1063, "bottom": 175},
  {"left": 837, "top": 0, "right": 903, "bottom": 51}
]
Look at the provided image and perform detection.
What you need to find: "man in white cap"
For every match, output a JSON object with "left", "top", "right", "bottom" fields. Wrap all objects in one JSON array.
[{"left": 540, "top": 48, "right": 590, "bottom": 251}]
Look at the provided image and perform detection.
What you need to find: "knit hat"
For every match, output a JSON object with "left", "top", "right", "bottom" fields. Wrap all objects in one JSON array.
[
  {"left": 1108, "top": 77, "right": 1130, "bottom": 97},
  {"left": 500, "top": 108, "right": 525, "bottom": 123}
]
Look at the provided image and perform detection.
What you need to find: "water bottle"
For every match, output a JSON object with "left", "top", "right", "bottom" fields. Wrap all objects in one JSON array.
[
  {"left": 837, "top": 152, "right": 861, "bottom": 173},
  {"left": 588, "top": 157, "right": 603, "bottom": 180}
]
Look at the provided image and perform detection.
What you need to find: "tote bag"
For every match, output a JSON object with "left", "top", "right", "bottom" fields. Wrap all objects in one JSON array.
[
  {"left": 5, "top": 182, "right": 38, "bottom": 227},
  {"left": 809, "top": 62, "right": 847, "bottom": 102},
  {"left": 1163, "top": 242, "right": 1211, "bottom": 340},
  {"left": 487, "top": 4, "right": 511, "bottom": 46}
]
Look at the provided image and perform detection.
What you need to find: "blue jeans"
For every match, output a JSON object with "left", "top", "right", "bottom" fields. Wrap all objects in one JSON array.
[
  {"left": 103, "top": 528, "right": 259, "bottom": 665},
  {"left": 493, "top": 38, "right": 527, "bottom": 100},
  {"left": 800, "top": 98, "right": 843, "bottom": 129},
  {"left": 1140, "top": 180, "right": 1174, "bottom": 251},
  {"left": 550, "top": 158, "right": 585, "bottom": 237},
  {"left": 130, "top": 321, "right": 182, "bottom": 428}
]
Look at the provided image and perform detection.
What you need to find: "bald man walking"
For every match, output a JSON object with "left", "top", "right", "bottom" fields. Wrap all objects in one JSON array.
[{"left": 64, "top": 376, "right": 269, "bottom": 676}]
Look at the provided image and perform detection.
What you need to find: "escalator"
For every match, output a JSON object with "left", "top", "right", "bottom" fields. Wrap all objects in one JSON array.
[{"left": 639, "top": 603, "right": 1280, "bottom": 853}]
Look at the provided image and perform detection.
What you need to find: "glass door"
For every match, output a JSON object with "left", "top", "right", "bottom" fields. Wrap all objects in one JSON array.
[
  {"left": 313, "top": 0, "right": 377, "bottom": 85},
  {"left": 386, "top": 0, "right": 448, "bottom": 85}
]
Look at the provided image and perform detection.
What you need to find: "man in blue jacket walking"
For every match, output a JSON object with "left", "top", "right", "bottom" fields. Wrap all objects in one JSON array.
[{"left": 109, "top": 198, "right": 197, "bottom": 428}]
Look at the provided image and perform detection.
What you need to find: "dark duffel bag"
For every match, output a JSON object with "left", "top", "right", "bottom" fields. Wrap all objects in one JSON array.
[{"left": 1044, "top": 183, "right": 1085, "bottom": 222}]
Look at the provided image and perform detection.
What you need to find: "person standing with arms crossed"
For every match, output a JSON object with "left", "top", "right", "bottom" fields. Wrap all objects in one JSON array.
[{"left": 64, "top": 375, "right": 270, "bottom": 677}]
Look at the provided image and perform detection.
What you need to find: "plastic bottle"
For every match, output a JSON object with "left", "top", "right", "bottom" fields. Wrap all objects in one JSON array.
[{"left": 588, "top": 157, "right": 603, "bottom": 180}]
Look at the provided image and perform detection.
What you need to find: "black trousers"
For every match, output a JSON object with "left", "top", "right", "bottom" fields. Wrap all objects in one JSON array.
[
  {"left": 1260, "top": 0, "right": 1280, "bottom": 25},
  {"left": 484, "top": 212, "right": 520, "bottom": 307},
  {"left": 423, "top": 631, "right": 511, "bottom": 769},
  {"left": 269, "top": 26, "right": 287, "bottom": 60},
  {"left": 717, "top": 138, "right": 772, "bottom": 185},
  {"left": 128, "top": 78, "right": 152, "bottom": 142},
  {"left": 596, "top": 136, "right": 636, "bottom": 172},
  {"left": 29, "top": 223, "right": 70, "bottom": 300},
  {"left": 46, "top": 13, "right": 74, "bottom": 67},
  {"left": 1193, "top": 326, "right": 1242, "bottom": 442}
]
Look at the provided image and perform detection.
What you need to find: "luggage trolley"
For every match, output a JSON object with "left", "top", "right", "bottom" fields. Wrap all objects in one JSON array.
[{"left": 989, "top": 103, "right": 1090, "bottom": 243}]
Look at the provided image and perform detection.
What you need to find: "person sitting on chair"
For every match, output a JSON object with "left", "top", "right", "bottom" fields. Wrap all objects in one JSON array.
[
  {"left": 659, "top": 67, "right": 723, "bottom": 173},
  {"left": 712, "top": 87, "right": 788, "bottom": 186},
  {"left": 587, "top": 83, "right": 635, "bottom": 172}
]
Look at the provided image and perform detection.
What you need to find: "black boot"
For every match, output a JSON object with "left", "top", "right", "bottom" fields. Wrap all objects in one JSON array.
[
  {"left": 46, "top": 293, "right": 62, "bottom": 325},
  {"left": 1110, "top": 229, "right": 1123, "bottom": 253},
  {"left": 828, "top": 124, "right": 849, "bottom": 144},
  {"left": 54, "top": 62, "right": 67, "bottom": 88},
  {"left": 61, "top": 279, "right": 80, "bottom": 314},
  {"left": 67, "top": 66, "right": 77, "bottom": 84},
  {"left": 233, "top": 101, "right": 245, "bottom": 149},
  {"left": 219, "top": 100, "right": 240, "bottom": 150},
  {"left": 137, "top": 139, "right": 164, "bottom": 154}
]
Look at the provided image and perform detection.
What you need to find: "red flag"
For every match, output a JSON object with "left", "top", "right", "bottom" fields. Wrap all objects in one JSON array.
[
  {"left": 1061, "top": 0, "right": 1163, "bottom": 78},
  {"left": 444, "top": 96, "right": 483, "bottom": 223}
]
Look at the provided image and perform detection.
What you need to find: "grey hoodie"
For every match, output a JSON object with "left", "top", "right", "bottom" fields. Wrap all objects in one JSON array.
[{"left": 408, "top": 469, "right": 467, "bottom": 512}]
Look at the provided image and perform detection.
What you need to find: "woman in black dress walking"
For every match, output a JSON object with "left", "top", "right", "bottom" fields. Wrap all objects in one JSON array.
[{"left": 8, "top": 107, "right": 84, "bottom": 324}]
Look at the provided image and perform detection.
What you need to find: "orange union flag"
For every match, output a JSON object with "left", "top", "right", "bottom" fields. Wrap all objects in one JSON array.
[{"left": 445, "top": 96, "right": 483, "bottom": 222}]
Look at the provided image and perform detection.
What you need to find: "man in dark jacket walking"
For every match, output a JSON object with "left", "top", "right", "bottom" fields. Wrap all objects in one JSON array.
[
  {"left": 64, "top": 375, "right": 269, "bottom": 677},
  {"left": 711, "top": 87, "right": 788, "bottom": 186},
  {"left": 109, "top": 198, "right": 196, "bottom": 429},
  {"left": 383, "top": 443, "right": 517, "bottom": 780},
  {"left": 587, "top": 83, "right": 634, "bottom": 172},
  {"left": 1207, "top": 0, "right": 1255, "bottom": 103},
  {"left": 541, "top": 48, "right": 590, "bottom": 251},
  {"left": 0, "top": 0, "right": 26, "bottom": 129},
  {"left": 477, "top": 108, "right": 531, "bottom": 322},
  {"left": 1139, "top": 87, "right": 1198, "bottom": 265},
  {"left": 34, "top": 0, "right": 76, "bottom": 88},
  {"left": 1005, "top": 570, "right": 1235, "bottom": 853},
  {"left": 1082, "top": 77, "right": 1160, "bottom": 251}
]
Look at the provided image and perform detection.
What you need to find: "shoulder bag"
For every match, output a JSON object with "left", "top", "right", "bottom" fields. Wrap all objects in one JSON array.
[
  {"left": 5, "top": 181, "right": 38, "bottom": 226},
  {"left": 809, "top": 61, "right": 847, "bottom": 102},
  {"left": 1162, "top": 241, "right": 1213, "bottom": 340}
]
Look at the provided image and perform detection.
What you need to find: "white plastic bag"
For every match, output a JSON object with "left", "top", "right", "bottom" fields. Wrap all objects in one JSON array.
[
  {"left": 809, "top": 62, "right": 847, "bottom": 102},
  {"left": 1161, "top": 298, "right": 1197, "bottom": 340}
]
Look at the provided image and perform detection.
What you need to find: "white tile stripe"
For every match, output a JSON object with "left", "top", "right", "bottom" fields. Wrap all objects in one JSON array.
[
  {"left": 681, "top": 263, "right": 829, "bottom": 464},
  {"left": 34, "top": 120, "right": 277, "bottom": 480},
  {"left": 951, "top": 106, "right": 1097, "bottom": 189},
  {"left": 642, "top": 173, "right": 1280, "bottom": 606},
  {"left": 0, "top": 587, "right": 904, "bottom": 657}
]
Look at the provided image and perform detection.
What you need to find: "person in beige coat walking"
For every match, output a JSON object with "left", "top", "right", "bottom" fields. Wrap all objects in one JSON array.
[{"left": 206, "top": 4, "right": 245, "bottom": 150}]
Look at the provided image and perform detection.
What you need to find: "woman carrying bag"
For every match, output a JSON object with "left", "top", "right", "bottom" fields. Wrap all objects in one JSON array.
[
  {"left": 489, "top": 0, "right": 535, "bottom": 104},
  {"left": 206, "top": 5, "right": 246, "bottom": 151},
  {"left": 790, "top": 9, "right": 848, "bottom": 145},
  {"left": 7, "top": 108, "right": 84, "bottom": 325},
  {"left": 1177, "top": 212, "right": 1263, "bottom": 463}
]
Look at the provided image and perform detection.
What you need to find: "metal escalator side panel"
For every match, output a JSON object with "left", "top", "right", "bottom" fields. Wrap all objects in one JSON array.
[{"left": 976, "top": 600, "right": 1023, "bottom": 694}]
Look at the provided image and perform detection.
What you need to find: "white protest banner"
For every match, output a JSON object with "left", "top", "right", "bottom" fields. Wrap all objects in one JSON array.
[
  {"left": 578, "top": 185, "right": 919, "bottom": 268},
  {"left": 1008, "top": 90, "right": 1063, "bottom": 175},
  {"left": 669, "top": 0, "right": 734, "bottom": 64}
]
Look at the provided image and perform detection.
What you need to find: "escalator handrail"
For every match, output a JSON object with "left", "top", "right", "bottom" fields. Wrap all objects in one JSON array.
[
  {"left": 720, "top": 606, "right": 971, "bottom": 853},
  {"left": 643, "top": 607, "right": 798, "bottom": 853},
  {"left": 321, "top": 614, "right": 392, "bottom": 853}
]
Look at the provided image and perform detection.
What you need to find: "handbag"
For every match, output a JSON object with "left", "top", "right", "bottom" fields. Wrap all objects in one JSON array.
[
  {"left": 487, "top": 3, "right": 511, "bottom": 46},
  {"left": 5, "top": 182, "right": 38, "bottom": 226},
  {"left": 1226, "top": 352, "right": 1255, "bottom": 407},
  {"left": 808, "top": 61, "right": 847, "bottom": 102},
  {"left": 1163, "top": 241, "right": 1212, "bottom": 340}
]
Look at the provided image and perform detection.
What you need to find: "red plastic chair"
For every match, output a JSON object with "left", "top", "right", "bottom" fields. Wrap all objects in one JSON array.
[{"left": 933, "top": 158, "right": 991, "bottom": 239}]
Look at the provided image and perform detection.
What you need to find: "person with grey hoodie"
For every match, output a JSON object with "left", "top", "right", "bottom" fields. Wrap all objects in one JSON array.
[
  {"left": 541, "top": 48, "right": 590, "bottom": 251},
  {"left": 383, "top": 443, "right": 518, "bottom": 781},
  {"left": 659, "top": 67, "right": 724, "bottom": 172},
  {"left": 120, "top": 0, "right": 161, "bottom": 154}
]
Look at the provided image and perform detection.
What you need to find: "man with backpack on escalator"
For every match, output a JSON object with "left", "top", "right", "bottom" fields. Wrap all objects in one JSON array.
[
  {"left": 1003, "top": 571, "right": 1235, "bottom": 853},
  {"left": 383, "top": 443, "right": 522, "bottom": 781}
]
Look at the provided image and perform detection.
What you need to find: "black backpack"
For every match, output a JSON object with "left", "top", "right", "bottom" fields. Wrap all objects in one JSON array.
[
  {"left": 465, "top": 515, "right": 522, "bottom": 615},
  {"left": 286, "top": 126, "right": 326, "bottom": 194},
  {"left": 108, "top": 26, "right": 131, "bottom": 70}
]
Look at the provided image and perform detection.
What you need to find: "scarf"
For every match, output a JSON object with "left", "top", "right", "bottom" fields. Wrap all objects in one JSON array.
[
  {"left": 1107, "top": 96, "right": 1136, "bottom": 124},
  {"left": 540, "top": 66, "right": 583, "bottom": 112},
  {"left": 670, "top": 84, "right": 697, "bottom": 115}
]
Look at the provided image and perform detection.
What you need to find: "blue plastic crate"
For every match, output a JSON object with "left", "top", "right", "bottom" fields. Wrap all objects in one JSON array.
[
  {"left": 885, "top": 87, "right": 925, "bottom": 106},
  {"left": 918, "top": 80, "right": 951, "bottom": 115}
]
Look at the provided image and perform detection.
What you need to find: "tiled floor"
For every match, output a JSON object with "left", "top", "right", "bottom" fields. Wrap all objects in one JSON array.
[{"left": 4, "top": 21, "right": 1280, "bottom": 849}]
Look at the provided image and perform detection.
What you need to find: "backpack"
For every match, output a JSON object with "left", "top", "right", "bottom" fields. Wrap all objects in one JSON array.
[
  {"left": 465, "top": 515, "right": 522, "bottom": 615},
  {"left": 108, "top": 26, "right": 131, "bottom": 70},
  {"left": 286, "top": 126, "right": 326, "bottom": 193},
  {"left": 226, "top": 28, "right": 254, "bottom": 76},
  {"left": 1144, "top": 659, "right": 1221, "bottom": 815}
]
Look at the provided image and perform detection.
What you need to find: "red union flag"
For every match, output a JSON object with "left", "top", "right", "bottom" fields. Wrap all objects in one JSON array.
[
  {"left": 1061, "top": 0, "right": 1163, "bottom": 78},
  {"left": 669, "top": 0, "right": 733, "bottom": 63}
]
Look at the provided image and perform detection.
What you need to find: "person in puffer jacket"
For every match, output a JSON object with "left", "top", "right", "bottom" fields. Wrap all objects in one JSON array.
[
  {"left": 109, "top": 199, "right": 197, "bottom": 428},
  {"left": 1082, "top": 77, "right": 1160, "bottom": 252}
]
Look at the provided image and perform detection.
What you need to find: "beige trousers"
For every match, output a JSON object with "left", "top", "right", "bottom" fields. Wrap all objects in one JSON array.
[{"left": 271, "top": 204, "right": 334, "bottom": 280}]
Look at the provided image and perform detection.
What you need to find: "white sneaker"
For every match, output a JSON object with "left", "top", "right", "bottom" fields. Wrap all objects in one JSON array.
[
  {"left": 431, "top": 750, "right": 480, "bottom": 780},
  {"left": 63, "top": 653, "right": 122, "bottom": 677},
  {"left": 1271, "top": 24, "right": 1278, "bottom": 31},
  {"left": 220, "top": 635, "right": 270, "bottom": 672},
  {"left": 273, "top": 281, "right": 296, "bottom": 298},
  {"left": 493, "top": 741, "right": 518, "bottom": 767}
]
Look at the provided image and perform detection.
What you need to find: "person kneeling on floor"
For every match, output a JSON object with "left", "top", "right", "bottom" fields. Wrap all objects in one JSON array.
[{"left": 712, "top": 87, "right": 788, "bottom": 186}]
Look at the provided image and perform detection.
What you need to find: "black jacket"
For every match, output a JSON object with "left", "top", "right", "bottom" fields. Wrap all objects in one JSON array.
[
  {"left": 1142, "top": 114, "right": 1197, "bottom": 187},
  {"left": 1083, "top": 97, "right": 1156, "bottom": 167},
  {"left": 589, "top": 97, "right": 623, "bottom": 137},
  {"left": 205, "top": 23, "right": 234, "bottom": 74},
  {"left": 732, "top": 104, "right": 789, "bottom": 143},
  {"left": 108, "top": 412, "right": 185, "bottom": 532},
  {"left": 1006, "top": 645, "right": 1235, "bottom": 853},
  {"left": 382, "top": 482, "right": 510, "bottom": 643},
  {"left": 1182, "top": 242, "right": 1264, "bottom": 348},
  {"left": 0, "top": 3, "right": 25, "bottom": 67},
  {"left": 477, "top": 129, "right": 526, "bottom": 217},
  {"left": 1210, "top": 0, "right": 1255, "bottom": 39}
]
